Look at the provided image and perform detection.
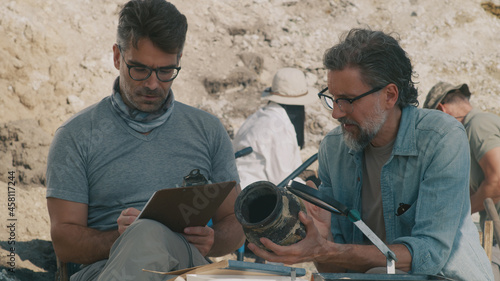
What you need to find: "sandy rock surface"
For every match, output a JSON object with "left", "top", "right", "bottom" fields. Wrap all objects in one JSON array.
[{"left": 1, "top": 0, "right": 499, "bottom": 280}]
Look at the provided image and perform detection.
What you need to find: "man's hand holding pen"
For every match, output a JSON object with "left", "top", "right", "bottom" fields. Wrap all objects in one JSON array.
[{"left": 116, "top": 206, "right": 141, "bottom": 234}]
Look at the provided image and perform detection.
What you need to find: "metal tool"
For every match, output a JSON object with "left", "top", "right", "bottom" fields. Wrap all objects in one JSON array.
[
  {"left": 277, "top": 153, "right": 318, "bottom": 188},
  {"left": 286, "top": 180, "right": 397, "bottom": 274}
]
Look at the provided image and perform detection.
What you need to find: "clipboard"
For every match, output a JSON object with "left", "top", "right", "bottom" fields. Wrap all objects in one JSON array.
[{"left": 136, "top": 181, "right": 237, "bottom": 233}]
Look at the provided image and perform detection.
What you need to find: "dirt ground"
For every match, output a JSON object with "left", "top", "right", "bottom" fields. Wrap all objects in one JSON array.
[{"left": 1, "top": 0, "right": 500, "bottom": 280}]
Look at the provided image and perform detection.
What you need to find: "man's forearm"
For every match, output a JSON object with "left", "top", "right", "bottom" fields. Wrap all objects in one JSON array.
[
  {"left": 208, "top": 215, "right": 245, "bottom": 257},
  {"left": 470, "top": 180, "right": 500, "bottom": 214},
  {"left": 314, "top": 243, "right": 412, "bottom": 274},
  {"left": 52, "top": 223, "right": 120, "bottom": 264},
  {"left": 472, "top": 147, "right": 500, "bottom": 214}
]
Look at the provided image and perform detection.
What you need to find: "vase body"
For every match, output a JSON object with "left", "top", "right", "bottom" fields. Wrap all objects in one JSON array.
[{"left": 234, "top": 181, "right": 307, "bottom": 250}]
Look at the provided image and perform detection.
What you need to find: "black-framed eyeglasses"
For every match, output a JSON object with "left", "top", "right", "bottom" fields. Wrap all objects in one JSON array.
[
  {"left": 317, "top": 86, "right": 384, "bottom": 113},
  {"left": 118, "top": 45, "right": 181, "bottom": 82}
]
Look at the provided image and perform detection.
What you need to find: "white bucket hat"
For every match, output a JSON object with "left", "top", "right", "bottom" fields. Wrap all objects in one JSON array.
[{"left": 261, "top": 68, "right": 317, "bottom": 105}]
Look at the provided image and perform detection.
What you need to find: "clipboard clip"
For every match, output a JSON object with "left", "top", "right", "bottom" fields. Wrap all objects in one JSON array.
[{"left": 182, "top": 169, "right": 208, "bottom": 187}]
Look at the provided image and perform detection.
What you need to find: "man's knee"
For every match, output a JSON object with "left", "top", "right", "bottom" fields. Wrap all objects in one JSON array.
[
  {"left": 129, "top": 219, "right": 166, "bottom": 231},
  {"left": 124, "top": 219, "right": 178, "bottom": 241}
]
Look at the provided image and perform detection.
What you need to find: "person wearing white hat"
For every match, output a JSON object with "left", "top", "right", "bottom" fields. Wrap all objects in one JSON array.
[{"left": 233, "top": 68, "right": 317, "bottom": 190}]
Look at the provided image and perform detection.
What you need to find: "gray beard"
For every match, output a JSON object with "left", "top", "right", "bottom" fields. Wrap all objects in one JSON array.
[{"left": 341, "top": 104, "right": 387, "bottom": 152}]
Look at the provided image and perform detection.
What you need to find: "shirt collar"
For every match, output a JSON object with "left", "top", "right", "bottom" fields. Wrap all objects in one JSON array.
[{"left": 391, "top": 106, "right": 418, "bottom": 156}]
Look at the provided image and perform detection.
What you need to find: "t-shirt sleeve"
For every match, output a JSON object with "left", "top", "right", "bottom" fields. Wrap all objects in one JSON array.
[
  {"left": 46, "top": 125, "right": 89, "bottom": 204},
  {"left": 209, "top": 120, "right": 240, "bottom": 185},
  {"left": 468, "top": 115, "right": 500, "bottom": 162}
]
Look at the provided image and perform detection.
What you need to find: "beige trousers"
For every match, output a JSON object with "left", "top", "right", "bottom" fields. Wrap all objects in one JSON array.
[{"left": 71, "top": 219, "right": 209, "bottom": 281}]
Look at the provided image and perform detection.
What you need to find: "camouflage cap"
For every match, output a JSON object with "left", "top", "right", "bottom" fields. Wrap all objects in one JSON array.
[{"left": 423, "top": 82, "right": 471, "bottom": 109}]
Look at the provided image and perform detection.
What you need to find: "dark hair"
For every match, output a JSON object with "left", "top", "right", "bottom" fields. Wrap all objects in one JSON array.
[
  {"left": 323, "top": 28, "right": 418, "bottom": 108},
  {"left": 441, "top": 90, "right": 470, "bottom": 104},
  {"left": 117, "top": 0, "right": 188, "bottom": 55}
]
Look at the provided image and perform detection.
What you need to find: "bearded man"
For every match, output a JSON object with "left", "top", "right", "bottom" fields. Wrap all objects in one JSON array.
[{"left": 248, "top": 28, "right": 493, "bottom": 281}]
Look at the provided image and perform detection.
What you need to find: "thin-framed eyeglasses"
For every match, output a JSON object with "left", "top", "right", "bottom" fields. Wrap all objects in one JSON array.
[
  {"left": 118, "top": 45, "right": 181, "bottom": 82},
  {"left": 317, "top": 86, "right": 384, "bottom": 113}
]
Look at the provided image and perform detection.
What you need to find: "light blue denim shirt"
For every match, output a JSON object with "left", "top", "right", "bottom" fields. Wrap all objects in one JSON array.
[{"left": 318, "top": 106, "right": 493, "bottom": 281}]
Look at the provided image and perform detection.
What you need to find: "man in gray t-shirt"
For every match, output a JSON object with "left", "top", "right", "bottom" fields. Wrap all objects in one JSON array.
[
  {"left": 424, "top": 82, "right": 500, "bottom": 225},
  {"left": 424, "top": 81, "right": 500, "bottom": 279},
  {"left": 46, "top": 1, "right": 244, "bottom": 280}
]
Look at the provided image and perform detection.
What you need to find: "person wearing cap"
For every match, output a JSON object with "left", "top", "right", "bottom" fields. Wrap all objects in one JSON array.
[
  {"left": 248, "top": 28, "right": 493, "bottom": 280},
  {"left": 424, "top": 81, "right": 500, "bottom": 279},
  {"left": 232, "top": 68, "right": 317, "bottom": 190}
]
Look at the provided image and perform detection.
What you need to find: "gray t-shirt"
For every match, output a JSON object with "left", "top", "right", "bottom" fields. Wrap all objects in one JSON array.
[
  {"left": 361, "top": 139, "right": 394, "bottom": 244},
  {"left": 463, "top": 108, "right": 500, "bottom": 227},
  {"left": 46, "top": 96, "right": 239, "bottom": 231}
]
